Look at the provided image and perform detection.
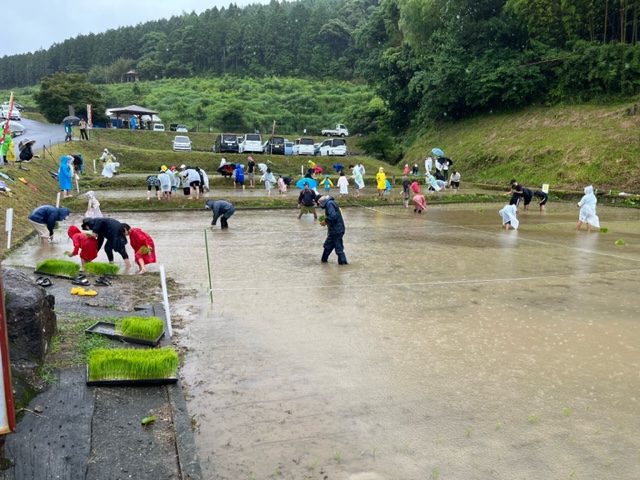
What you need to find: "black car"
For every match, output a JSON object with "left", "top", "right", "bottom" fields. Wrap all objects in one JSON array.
[
  {"left": 263, "top": 136, "right": 286, "bottom": 155},
  {"left": 214, "top": 133, "right": 240, "bottom": 153}
]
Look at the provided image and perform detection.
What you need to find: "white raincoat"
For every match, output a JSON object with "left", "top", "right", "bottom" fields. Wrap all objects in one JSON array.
[
  {"left": 499, "top": 204, "right": 519, "bottom": 229},
  {"left": 578, "top": 186, "right": 600, "bottom": 227}
]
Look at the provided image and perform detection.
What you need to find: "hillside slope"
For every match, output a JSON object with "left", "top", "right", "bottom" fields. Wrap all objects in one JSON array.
[{"left": 403, "top": 101, "right": 640, "bottom": 192}]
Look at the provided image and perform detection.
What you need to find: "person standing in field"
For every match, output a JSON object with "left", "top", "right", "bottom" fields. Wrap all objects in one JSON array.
[
  {"left": 298, "top": 182, "right": 317, "bottom": 220},
  {"left": 205, "top": 199, "right": 235, "bottom": 230},
  {"left": 79, "top": 118, "right": 89, "bottom": 140},
  {"left": 318, "top": 194, "right": 348, "bottom": 265},
  {"left": 246, "top": 156, "right": 256, "bottom": 189},
  {"left": 449, "top": 171, "right": 461, "bottom": 193},
  {"left": 337, "top": 171, "right": 349, "bottom": 197},
  {"left": 375, "top": 167, "right": 386, "bottom": 197},
  {"left": 84, "top": 191, "right": 103, "bottom": 218},
  {"left": 533, "top": 189, "right": 548, "bottom": 211}
]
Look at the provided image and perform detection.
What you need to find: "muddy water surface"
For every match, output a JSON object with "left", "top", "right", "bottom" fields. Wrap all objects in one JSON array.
[{"left": 6, "top": 203, "right": 640, "bottom": 479}]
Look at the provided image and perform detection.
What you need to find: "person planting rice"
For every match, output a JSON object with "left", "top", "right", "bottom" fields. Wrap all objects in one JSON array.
[
  {"left": 205, "top": 199, "right": 235, "bottom": 230},
  {"left": 577, "top": 185, "right": 600, "bottom": 232},
  {"left": 533, "top": 189, "right": 548, "bottom": 211},
  {"left": 413, "top": 192, "right": 427, "bottom": 213},
  {"left": 67, "top": 225, "right": 98, "bottom": 270},
  {"left": 122, "top": 224, "right": 156, "bottom": 274},
  {"left": 28, "top": 205, "right": 70, "bottom": 244},
  {"left": 81, "top": 217, "right": 131, "bottom": 268},
  {"left": 499, "top": 204, "right": 519, "bottom": 230}
]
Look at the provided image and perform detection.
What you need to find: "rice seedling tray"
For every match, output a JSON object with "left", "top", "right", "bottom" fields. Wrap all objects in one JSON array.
[
  {"left": 85, "top": 366, "right": 178, "bottom": 387},
  {"left": 85, "top": 321, "right": 165, "bottom": 346}
]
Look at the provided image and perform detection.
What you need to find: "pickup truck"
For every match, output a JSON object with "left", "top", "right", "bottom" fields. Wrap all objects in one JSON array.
[{"left": 321, "top": 124, "right": 349, "bottom": 137}]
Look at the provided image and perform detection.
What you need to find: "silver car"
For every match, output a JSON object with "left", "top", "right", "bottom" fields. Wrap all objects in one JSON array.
[{"left": 172, "top": 135, "right": 192, "bottom": 151}]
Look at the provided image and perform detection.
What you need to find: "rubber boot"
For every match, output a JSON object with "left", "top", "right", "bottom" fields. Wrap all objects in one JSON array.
[
  {"left": 338, "top": 253, "right": 348, "bottom": 265},
  {"left": 321, "top": 249, "right": 331, "bottom": 263},
  {"left": 221, "top": 217, "right": 228, "bottom": 229}
]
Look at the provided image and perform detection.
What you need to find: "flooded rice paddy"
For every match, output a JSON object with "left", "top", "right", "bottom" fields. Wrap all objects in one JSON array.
[{"left": 6, "top": 201, "right": 640, "bottom": 479}]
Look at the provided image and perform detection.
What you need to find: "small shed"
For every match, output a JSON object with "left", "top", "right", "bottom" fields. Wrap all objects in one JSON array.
[
  {"left": 107, "top": 105, "right": 159, "bottom": 129},
  {"left": 122, "top": 70, "right": 139, "bottom": 83}
]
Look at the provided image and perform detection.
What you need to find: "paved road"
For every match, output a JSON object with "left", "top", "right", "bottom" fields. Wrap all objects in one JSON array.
[{"left": 15, "top": 117, "right": 65, "bottom": 150}]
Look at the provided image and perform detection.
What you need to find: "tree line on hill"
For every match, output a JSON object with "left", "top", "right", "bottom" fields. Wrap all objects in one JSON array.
[{"left": 3, "top": 0, "right": 640, "bottom": 136}]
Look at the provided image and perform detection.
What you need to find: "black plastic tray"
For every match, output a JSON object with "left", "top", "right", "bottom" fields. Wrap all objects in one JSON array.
[
  {"left": 85, "top": 366, "right": 178, "bottom": 387},
  {"left": 85, "top": 321, "right": 165, "bottom": 347}
]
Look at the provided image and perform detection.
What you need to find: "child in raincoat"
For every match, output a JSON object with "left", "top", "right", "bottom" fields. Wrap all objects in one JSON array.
[
  {"left": 577, "top": 185, "right": 600, "bottom": 232},
  {"left": 122, "top": 224, "right": 156, "bottom": 274},
  {"left": 261, "top": 168, "right": 276, "bottom": 196},
  {"left": 277, "top": 175, "right": 287, "bottom": 194},
  {"left": 499, "top": 204, "right": 519, "bottom": 230},
  {"left": 337, "top": 171, "right": 349, "bottom": 197},
  {"left": 413, "top": 193, "right": 427, "bottom": 213},
  {"left": 67, "top": 225, "right": 98, "bottom": 270},
  {"left": 375, "top": 167, "right": 386, "bottom": 197},
  {"left": 84, "top": 191, "right": 102, "bottom": 218},
  {"left": 322, "top": 174, "right": 333, "bottom": 192}
]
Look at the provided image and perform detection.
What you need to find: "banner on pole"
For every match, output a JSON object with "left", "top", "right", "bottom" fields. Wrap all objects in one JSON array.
[{"left": 87, "top": 104, "right": 93, "bottom": 128}]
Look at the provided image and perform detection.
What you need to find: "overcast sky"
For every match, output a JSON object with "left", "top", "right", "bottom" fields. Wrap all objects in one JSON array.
[{"left": 1, "top": 0, "right": 263, "bottom": 57}]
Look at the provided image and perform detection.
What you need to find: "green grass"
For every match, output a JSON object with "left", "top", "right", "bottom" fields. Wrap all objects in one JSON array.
[
  {"left": 87, "top": 347, "right": 178, "bottom": 381},
  {"left": 35, "top": 259, "right": 80, "bottom": 276},
  {"left": 118, "top": 316, "right": 164, "bottom": 340},
  {"left": 84, "top": 261, "right": 119, "bottom": 275}
]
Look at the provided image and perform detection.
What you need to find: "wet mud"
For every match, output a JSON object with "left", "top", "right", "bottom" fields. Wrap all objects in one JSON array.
[{"left": 6, "top": 202, "right": 640, "bottom": 479}]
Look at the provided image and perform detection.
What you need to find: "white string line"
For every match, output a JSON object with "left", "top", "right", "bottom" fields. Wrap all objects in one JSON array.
[{"left": 210, "top": 268, "right": 640, "bottom": 292}]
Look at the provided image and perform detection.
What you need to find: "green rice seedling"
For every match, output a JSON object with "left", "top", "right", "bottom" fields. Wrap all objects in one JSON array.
[
  {"left": 563, "top": 407, "right": 572, "bottom": 417},
  {"left": 35, "top": 259, "right": 80, "bottom": 276},
  {"left": 615, "top": 238, "right": 625, "bottom": 245},
  {"left": 141, "top": 415, "right": 155, "bottom": 426},
  {"left": 84, "top": 261, "right": 119, "bottom": 275},
  {"left": 600, "top": 227, "right": 608, "bottom": 233},
  {"left": 528, "top": 414, "right": 539, "bottom": 424},
  {"left": 466, "top": 427, "right": 472, "bottom": 438},
  {"left": 431, "top": 468, "right": 440, "bottom": 479},
  {"left": 318, "top": 214, "right": 326, "bottom": 223},
  {"left": 87, "top": 347, "right": 178, "bottom": 381},
  {"left": 372, "top": 445, "right": 377, "bottom": 459},
  {"left": 118, "top": 316, "right": 164, "bottom": 340},
  {"left": 567, "top": 434, "right": 576, "bottom": 445},
  {"left": 334, "top": 449, "right": 342, "bottom": 463},
  {"left": 307, "top": 458, "right": 318, "bottom": 471}
]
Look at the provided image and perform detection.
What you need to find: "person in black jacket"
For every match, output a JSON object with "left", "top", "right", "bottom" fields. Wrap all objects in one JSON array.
[
  {"left": 317, "top": 194, "right": 348, "bottom": 265},
  {"left": 81, "top": 217, "right": 131, "bottom": 268},
  {"left": 297, "top": 182, "right": 317, "bottom": 220}
]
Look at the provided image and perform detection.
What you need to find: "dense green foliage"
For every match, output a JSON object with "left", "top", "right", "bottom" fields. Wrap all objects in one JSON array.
[
  {"left": 0, "top": 0, "right": 372, "bottom": 88},
  {"left": 33, "top": 73, "right": 109, "bottom": 124}
]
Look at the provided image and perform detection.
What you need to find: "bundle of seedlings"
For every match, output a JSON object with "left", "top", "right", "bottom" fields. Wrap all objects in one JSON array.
[
  {"left": 118, "top": 316, "right": 164, "bottom": 341},
  {"left": 87, "top": 347, "right": 178, "bottom": 381},
  {"left": 35, "top": 259, "right": 80, "bottom": 277},
  {"left": 84, "top": 261, "right": 119, "bottom": 275}
]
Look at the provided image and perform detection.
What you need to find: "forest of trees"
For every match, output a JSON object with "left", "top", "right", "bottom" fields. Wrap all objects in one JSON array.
[{"left": 3, "top": 0, "right": 640, "bottom": 132}]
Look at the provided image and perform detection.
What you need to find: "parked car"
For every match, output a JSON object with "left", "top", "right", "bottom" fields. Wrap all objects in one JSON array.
[
  {"left": 284, "top": 140, "right": 294, "bottom": 156},
  {"left": 321, "top": 123, "right": 349, "bottom": 137},
  {"left": 262, "top": 136, "right": 285, "bottom": 155},
  {"left": 0, "top": 120, "right": 25, "bottom": 137},
  {"left": 293, "top": 137, "right": 315, "bottom": 155},
  {"left": 169, "top": 123, "right": 179, "bottom": 132},
  {"left": 214, "top": 133, "right": 240, "bottom": 153},
  {"left": 316, "top": 137, "right": 347, "bottom": 156},
  {"left": 238, "top": 133, "right": 263, "bottom": 154},
  {"left": 172, "top": 135, "right": 192, "bottom": 151},
  {"left": 1, "top": 107, "right": 20, "bottom": 121},
  {"left": 152, "top": 124, "right": 165, "bottom": 131},
  {"left": 3, "top": 101, "right": 24, "bottom": 111},
  {"left": 176, "top": 124, "right": 188, "bottom": 133}
]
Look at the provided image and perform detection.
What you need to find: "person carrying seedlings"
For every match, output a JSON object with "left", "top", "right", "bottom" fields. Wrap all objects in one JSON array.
[
  {"left": 84, "top": 191, "right": 103, "bottom": 218},
  {"left": 298, "top": 182, "right": 317, "bottom": 220},
  {"left": 205, "top": 199, "right": 235, "bottom": 230},
  {"left": 533, "top": 189, "right": 548, "bottom": 211},
  {"left": 577, "top": 185, "right": 600, "bottom": 232},
  {"left": 67, "top": 225, "right": 98, "bottom": 270},
  {"left": 122, "top": 224, "right": 156, "bottom": 274},
  {"left": 317, "top": 194, "right": 348, "bottom": 265},
  {"left": 81, "top": 217, "right": 131, "bottom": 268},
  {"left": 28, "top": 205, "right": 70, "bottom": 244},
  {"left": 499, "top": 204, "right": 519, "bottom": 230},
  {"left": 375, "top": 167, "right": 386, "bottom": 197}
]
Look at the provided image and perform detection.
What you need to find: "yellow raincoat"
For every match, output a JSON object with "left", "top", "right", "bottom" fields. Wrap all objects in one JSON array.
[{"left": 376, "top": 167, "right": 386, "bottom": 190}]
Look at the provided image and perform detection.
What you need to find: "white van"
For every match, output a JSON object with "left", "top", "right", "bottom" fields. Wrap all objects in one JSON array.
[
  {"left": 293, "top": 137, "right": 315, "bottom": 155},
  {"left": 239, "top": 133, "right": 263, "bottom": 153},
  {"left": 152, "top": 124, "right": 165, "bottom": 131},
  {"left": 318, "top": 138, "right": 347, "bottom": 156}
]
